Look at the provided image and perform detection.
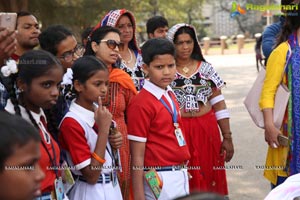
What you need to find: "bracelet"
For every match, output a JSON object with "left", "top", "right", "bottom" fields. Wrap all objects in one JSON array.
[
  {"left": 91, "top": 152, "right": 106, "bottom": 164},
  {"left": 223, "top": 134, "right": 232, "bottom": 140},
  {"left": 222, "top": 132, "right": 232, "bottom": 139},
  {"left": 209, "top": 94, "right": 225, "bottom": 106},
  {"left": 215, "top": 109, "right": 230, "bottom": 120}
]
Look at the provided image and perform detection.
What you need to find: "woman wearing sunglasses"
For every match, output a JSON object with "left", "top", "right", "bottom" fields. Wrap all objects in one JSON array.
[
  {"left": 99, "top": 9, "right": 145, "bottom": 91},
  {"left": 84, "top": 25, "right": 137, "bottom": 200}
]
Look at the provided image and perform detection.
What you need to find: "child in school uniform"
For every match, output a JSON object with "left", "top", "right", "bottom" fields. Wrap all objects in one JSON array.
[
  {"left": 59, "top": 56, "right": 123, "bottom": 200},
  {"left": 127, "top": 38, "right": 191, "bottom": 200},
  {"left": 4, "top": 50, "right": 65, "bottom": 200},
  {"left": 0, "top": 111, "right": 45, "bottom": 200}
]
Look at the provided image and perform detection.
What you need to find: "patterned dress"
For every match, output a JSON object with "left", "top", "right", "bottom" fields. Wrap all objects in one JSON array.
[
  {"left": 120, "top": 52, "right": 145, "bottom": 91},
  {"left": 171, "top": 61, "right": 229, "bottom": 195}
]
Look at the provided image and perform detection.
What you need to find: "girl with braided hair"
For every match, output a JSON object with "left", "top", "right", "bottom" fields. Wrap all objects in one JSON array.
[
  {"left": 59, "top": 56, "right": 123, "bottom": 200},
  {"left": 4, "top": 49, "right": 65, "bottom": 199}
]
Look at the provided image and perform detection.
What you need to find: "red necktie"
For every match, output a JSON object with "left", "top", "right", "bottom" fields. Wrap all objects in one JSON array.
[{"left": 40, "top": 116, "right": 50, "bottom": 143}]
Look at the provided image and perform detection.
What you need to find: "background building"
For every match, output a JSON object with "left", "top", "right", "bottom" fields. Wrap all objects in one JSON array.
[{"left": 198, "top": 0, "right": 281, "bottom": 38}]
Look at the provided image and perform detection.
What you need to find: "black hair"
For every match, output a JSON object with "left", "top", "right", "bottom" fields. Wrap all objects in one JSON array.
[
  {"left": 39, "top": 25, "right": 73, "bottom": 56},
  {"left": 16, "top": 11, "right": 35, "bottom": 27},
  {"left": 0, "top": 111, "right": 40, "bottom": 172},
  {"left": 81, "top": 27, "right": 93, "bottom": 44},
  {"left": 277, "top": 3, "right": 300, "bottom": 46},
  {"left": 17, "top": 50, "right": 61, "bottom": 85},
  {"left": 6, "top": 50, "right": 62, "bottom": 138},
  {"left": 146, "top": 16, "right": 169, "bottom": 34},
  {"left": 84, "top": 26, "right": 121, "bottom": 56},
  {"left": 173, "top": 26, "right": 206, "bottom": 62},
  {"left": 141, "top": 38, "right": 175, "bottom": 65},
  {"left": 17, "top": 11, "right": 32, "bottom": 18},
  {"left": 72, "top": 56, "right": 108, "bottom": 86}
]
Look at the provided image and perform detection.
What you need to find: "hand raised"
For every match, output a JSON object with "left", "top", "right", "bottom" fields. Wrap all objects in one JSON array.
[{"left": 94, "top": 97, "right": 112, "bottom": 135}]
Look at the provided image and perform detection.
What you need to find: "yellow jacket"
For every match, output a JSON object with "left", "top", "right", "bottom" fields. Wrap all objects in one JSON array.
[{"left": 259, "top": 42, "right": 289, "bottom": 185}]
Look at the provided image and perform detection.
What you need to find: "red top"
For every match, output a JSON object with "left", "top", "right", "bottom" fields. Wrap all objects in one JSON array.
[
  {"left": 39, "top": 128, "right": 60, "bottom": 193},
  {"left": 59, "top": 101, "right": 115, "bottom": 175},
  {"left": 4, "top": 102, "right": 60, "bottom": 193},
  {"left": 127, "top": 85, "right": 190, "bottom": 167},
  {"left": 59, "top": 117, "right": 91, "bottom": 168}
]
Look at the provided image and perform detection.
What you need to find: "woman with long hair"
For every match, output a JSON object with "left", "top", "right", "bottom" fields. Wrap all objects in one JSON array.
[{"left": 259, "top": 4, "right": 300, "bottom": 188}]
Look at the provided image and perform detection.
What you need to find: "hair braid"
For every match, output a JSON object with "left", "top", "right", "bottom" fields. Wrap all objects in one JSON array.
[
  {"left": 6, "top": 74, "right": 21, "bottom": 116},
  {"left": 23, "top": 104, "right": 39, "bottom": 130},
  {"left": 44, "top": 108, "right": 60, "bottom": 141}
]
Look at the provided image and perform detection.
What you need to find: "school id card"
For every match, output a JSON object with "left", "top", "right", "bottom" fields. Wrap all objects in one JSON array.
[
  {"left": 175, "top": 127, "right": 186, "bottom": 147},
  {"left": 144, "top": 170, "right": 163, "bottom": 199}
]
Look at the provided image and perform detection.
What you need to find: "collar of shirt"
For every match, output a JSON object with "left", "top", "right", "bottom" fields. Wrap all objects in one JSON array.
[
  {"left": 69, "top": 99, "right": 95, "bottom": 127},
  {"left": 62, "top": 68, "right": 73, "bottom": 85},
  {"left": 5, "top": 99, "right": 46, "bottom": 125},
  {"left": 143, "top": 79, "right": 174, "bottom": 100}
]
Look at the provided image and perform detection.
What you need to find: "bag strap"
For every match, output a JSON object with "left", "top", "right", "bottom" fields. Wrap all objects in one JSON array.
[{"left": 281, "top": 43, "right": 292, "bottom": 83}]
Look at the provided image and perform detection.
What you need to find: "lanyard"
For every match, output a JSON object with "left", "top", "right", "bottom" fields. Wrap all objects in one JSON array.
[
  {"left": 39, "top": 118, "right": 59, "bottom": 178},
  {"left": 41, "top": 136, "right": 58, "bottom": 178},
  {"left": 160, "top": 95, "right": 178, "bottom": 124},
  {"left": 106, "top": 146, "right": 116, "bottom": 167}
]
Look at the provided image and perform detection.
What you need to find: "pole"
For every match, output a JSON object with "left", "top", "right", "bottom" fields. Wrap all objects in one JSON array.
[{"left": 266, "top": 0, "right": 270, "bottom": 26}]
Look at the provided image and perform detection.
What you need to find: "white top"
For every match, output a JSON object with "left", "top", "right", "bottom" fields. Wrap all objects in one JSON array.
[
  {"left": 265, "top": 173, "right": 300, "bottom": 200},
  {"left": 60, "top": 100, "right": 114, "bottom": 175}
]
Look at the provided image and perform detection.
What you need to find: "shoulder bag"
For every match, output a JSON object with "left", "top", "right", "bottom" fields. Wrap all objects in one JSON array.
[{"left": 243, "top": 45, "right": 291, "bottom": 129}]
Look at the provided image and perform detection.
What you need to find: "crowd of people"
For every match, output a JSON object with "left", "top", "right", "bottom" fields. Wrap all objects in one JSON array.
[
  {"left": 2, "top": 2, "right": 299, "bottom": 199},
  {"left": 0, "top": 9, "right": 233, "bottom": 200}
]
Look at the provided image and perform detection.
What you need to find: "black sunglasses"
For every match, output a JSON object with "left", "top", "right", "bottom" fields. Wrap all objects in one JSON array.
[{"left": 99, "top": 40, "right": 124, "bottom": 51}]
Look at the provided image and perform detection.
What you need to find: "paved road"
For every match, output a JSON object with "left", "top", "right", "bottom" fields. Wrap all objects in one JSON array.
[{"left": 205, "top": 53, "right": 270, "bottom": 200}]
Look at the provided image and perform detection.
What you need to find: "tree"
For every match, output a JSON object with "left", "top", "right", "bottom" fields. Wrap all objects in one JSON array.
[
  {"left": 1, "top": 0, "right": 206, "bottom": 42},
  {"left": 131, "top": 0, "right": 206, "bottom": 40}
]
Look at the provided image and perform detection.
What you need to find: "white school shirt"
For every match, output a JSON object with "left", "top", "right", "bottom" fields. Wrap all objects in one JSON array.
[
  {"left": 5, "top": 99, "right": 51, "bottom": 144},
  {"left": 59, "top": 100, "right": 114, "bottom": 175},
  {"left": 59, "top": 100, "right": 122, "bottom": 200},
  {"left": 143, "top": 80, "right": 175, "bottom": 112},
  {"left": 5, "top": 99, "right": 47, "bottom": 125}
]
